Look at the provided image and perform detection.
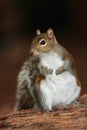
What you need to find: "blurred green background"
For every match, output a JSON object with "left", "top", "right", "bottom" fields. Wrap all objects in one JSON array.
[{"left": 0, "top": 0, "right": 87, "bottom": 114}]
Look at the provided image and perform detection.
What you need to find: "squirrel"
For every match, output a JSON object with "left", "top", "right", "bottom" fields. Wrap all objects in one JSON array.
[{"left": 15, "top": 28, "right": 81, "bottom": 112}]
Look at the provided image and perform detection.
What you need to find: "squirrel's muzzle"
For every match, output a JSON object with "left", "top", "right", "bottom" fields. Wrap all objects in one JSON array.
[
  {"left": 29, "top": 49, "right": 39, "bottom": 56},
  {"left": 29, "top": 50, "right": 34, "bottom": 56}
]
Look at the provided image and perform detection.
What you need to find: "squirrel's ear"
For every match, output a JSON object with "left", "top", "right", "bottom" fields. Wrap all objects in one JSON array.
[
  {"left": 36, "top": 29, "right": 41, "bottom": 35},
  {"left": 47, "top": 28, "right": 54, "bottom": 39}
]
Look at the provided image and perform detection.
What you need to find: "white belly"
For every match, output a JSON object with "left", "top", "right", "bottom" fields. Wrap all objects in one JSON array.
[
  {"left": 39, "top": 51, "right": 81, "bottom": 110},
  {"left": 40, "top": 72, "right": 80, "bottom": 110}
]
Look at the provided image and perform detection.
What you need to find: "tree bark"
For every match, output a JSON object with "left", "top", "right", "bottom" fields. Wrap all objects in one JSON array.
[{"left": 0, "top": 94, "right": 87, "bottom": 130}]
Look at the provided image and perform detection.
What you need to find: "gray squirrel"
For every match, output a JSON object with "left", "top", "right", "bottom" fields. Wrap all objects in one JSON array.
[{"left": 15, "top": 28, "right": 81, "bottom": 112}]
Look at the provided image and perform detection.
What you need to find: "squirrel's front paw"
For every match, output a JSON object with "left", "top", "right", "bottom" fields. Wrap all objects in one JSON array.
[
  {"left": 40, "top": 65, "right": 53, "bottom": 75},
  {"left": 48, "top": 69, "right": 53, "bottom": 74},
  {"left": 56, "top": 65, "right": 64, "bottom": 75}
]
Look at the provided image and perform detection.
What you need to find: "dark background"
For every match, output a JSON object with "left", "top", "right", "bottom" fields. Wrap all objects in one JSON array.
[{"left": 0, "top": 0, "right": 87, "bottom": 115}]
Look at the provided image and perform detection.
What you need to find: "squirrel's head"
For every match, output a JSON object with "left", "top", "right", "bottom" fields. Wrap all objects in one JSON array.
[{"left": 30, "top": 28, "right": 57, "bottom": 56}]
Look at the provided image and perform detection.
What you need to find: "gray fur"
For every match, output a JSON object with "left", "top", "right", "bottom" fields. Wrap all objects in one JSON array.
[{"left": 15, "top": 56, "right": 40, "bottom": 111}]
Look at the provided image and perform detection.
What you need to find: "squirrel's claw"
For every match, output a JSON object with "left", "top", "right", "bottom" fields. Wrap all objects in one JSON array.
[
  {"left": 40, "top": 65, "right": 53, "bottom": 75},
  {"left": 56, "top": 65, "right": 64, "bottom": 75}
]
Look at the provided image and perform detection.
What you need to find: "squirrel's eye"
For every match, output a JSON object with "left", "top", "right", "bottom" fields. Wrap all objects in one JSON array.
[{"left": 39, "top": 39, "right": 46, "bottom": 46}]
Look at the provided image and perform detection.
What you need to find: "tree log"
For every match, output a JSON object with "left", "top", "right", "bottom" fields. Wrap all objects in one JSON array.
[{"left": 0, "top": 94, "right": 87, "bottom": 130}]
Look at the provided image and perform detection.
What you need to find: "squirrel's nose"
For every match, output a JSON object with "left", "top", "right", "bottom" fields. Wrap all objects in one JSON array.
[{"left": 29, "top": 50, "right": 34, "bottom": 56}]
